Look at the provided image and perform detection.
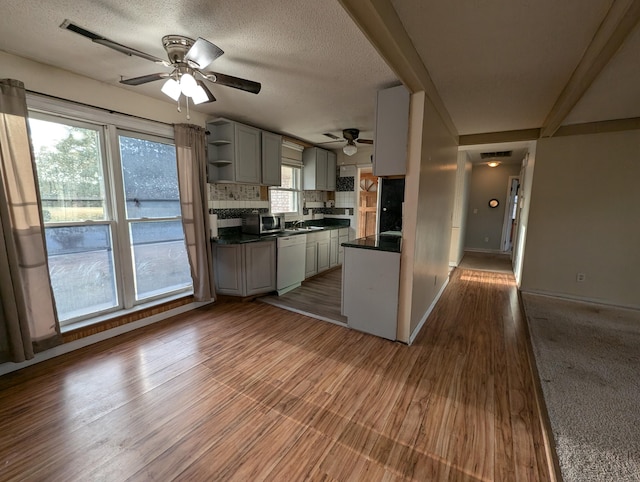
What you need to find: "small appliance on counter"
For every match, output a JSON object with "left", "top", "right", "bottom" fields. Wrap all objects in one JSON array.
[{"left": 241, "top": 212, "right": 285, "bottom": 235}]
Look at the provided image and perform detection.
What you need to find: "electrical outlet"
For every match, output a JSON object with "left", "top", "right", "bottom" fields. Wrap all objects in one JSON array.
[
  {"left": 484, "top": 237, "right": 489, "bottom": 243},
  {"left": 576, "top": 273, "right": 586, "bottom": 282}
]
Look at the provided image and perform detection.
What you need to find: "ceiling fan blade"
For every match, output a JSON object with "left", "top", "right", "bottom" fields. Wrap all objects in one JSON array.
[
  {"left": 120, "top": 73, "right": 170, "bottom": 86},
  {"left": 60, "top": 19, "right": 169, "bottom": 66},
  {"left": 357, "top": 139, "right": 374, "bottom": 145},
  {"left": 204, "top": 71, "right": 261, "bottom": 94},
  {"left": 185, "top": 38, "right": 224, "bottom": 69}
]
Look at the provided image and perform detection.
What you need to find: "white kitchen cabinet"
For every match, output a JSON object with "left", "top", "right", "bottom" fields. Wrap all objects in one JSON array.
[
  {"left": 302, "top": 147, "right": 329, "bottom": 190},
  {"left": 343, "top": 246, "right": 400, "bottom": 340},
  {"left": 213, "top": 239, "right": 276, "bottom": 296},
  {"left": 244, "top": 240, "right": 277, "bottom": 295},
  {"left": 261, "top": 130, "right": 282, "bottom": 186},
  {"left": 235, "top": 123, "right": 262, "bottom": 184},
  {"left": 213, "top": 244, "right": 244, "bottom": 296},
  {"left": 338, "top": 228, "right": 349, "bottom": 265},
  {"left": 327, "top": 151, "right": 336, "bottom": 191},
  {"left": 304, "top": 230, "right": 331, "bottom": 278},
  {"left": 206, "top": 118, "right": 261, "bottom": 184},
  {"left": 317, "top": 235, "right": 330, "bottom": 272},
  {"left": 329, "top": 230, "right": 339, "bottom": 268},
  {"left": 305, "top": 241, "right": 317, "bottom": 278},
  {"left": 373, "top": 85, "right": 410, "bottom": 177}
]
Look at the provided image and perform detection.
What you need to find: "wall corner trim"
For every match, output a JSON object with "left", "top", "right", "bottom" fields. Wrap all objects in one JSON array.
[{"left": 408, "top": 275, "right": 450, "bottom": 345}]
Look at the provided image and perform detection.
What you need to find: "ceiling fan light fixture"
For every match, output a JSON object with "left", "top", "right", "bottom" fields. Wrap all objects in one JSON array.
[
  {"left": 161, "top": 77, "right": 181, "bottom": 101},
  {"left": 343, "top": 142, "right": 357, "bottom": 156},
  {"left": 179, "top": 72, "right": 198, "bottom": 97},
  {"left": 191, "top": 84, "right": 210, "bottom": 104}
]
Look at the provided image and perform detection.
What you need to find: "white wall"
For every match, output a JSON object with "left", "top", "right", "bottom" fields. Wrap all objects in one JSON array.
[
  {"left": 397, "top": 92, "right": 458, "bottom": 342},
  {"left": 1, "top": 51, "right": 207, "bottom": 126},
  {"left": 520, "top": 130, "right": 640, "bottom": 309},
  {"left": 464, "top": 162, "right": 522, "bottom": 252},
  {"left": 449, "top": 150, "right": 472, "bottom": 265}
]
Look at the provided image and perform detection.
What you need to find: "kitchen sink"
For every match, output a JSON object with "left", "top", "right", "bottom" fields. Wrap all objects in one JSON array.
[{"left": 284, "top": 226, "right": 323, "bottom": 232}]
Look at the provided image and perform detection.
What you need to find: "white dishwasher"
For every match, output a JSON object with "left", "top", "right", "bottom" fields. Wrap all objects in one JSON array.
[{"left": 277, "top": 234, "right": 307, "bottom": 295}]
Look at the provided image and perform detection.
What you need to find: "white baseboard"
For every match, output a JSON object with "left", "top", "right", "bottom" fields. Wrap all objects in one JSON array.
[
  {"left": 409, "top": 276, "right": 450, "bottom": 345},
  {"left": 0, "top": 301, "right": 211, "bottom": 377},
  {"left": 520, "top": 289, "right": 640, "bottom": 312}
]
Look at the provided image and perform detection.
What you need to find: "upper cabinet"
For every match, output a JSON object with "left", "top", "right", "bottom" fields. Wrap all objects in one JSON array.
[
  {"left": 303, "top": 147, "right": 336, "bottom": 191},
  {"left": 327, "top": 151, "right": 336, "bottom": 191},
  {"left": 373, "top": 85, "right": 410, "bottom": 177},
  {"left": 206, "top": 118, "right": 281, "bottom": 186},
  {"left": 235, "top": 123, "right": 261, "bottom": 184},
  {"left": 261, "top": 131, "right": 282, "bottom": 187}
]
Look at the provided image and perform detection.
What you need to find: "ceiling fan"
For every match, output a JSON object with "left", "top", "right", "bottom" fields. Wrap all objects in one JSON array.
[
  {"left": 322, "top": 129, "right": 373, "bottom": 156},
  {"left": 60, "top": 20, "right": 261, "bottom": 117}
]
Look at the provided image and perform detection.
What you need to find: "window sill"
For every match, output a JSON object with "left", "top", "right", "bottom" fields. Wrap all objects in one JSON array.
[{"left": 61, "top": 292, "right": 194, "bottom": 336}]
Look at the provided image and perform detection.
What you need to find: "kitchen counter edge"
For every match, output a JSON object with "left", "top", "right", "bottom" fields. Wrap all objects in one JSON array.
[{"left": 341, "top": 234, "right": 402, "bottom": 253}]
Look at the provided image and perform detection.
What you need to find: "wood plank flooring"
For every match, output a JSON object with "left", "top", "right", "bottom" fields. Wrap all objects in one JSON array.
[
  {"left": 0, "top": 268, "right": 553, "bottom": 481},
  {"left": 260, "top": 267, "right": 347, "bottom": 324}
]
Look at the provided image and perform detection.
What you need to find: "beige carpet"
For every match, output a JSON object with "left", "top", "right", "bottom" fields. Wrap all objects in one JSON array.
[{"left": 522, "top": 293, "right": 640, "bottom": 482}]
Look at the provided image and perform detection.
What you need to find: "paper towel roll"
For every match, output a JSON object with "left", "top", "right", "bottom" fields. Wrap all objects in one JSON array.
[{"left": 209, "top": 213, "right": 218, "bottom": 239}]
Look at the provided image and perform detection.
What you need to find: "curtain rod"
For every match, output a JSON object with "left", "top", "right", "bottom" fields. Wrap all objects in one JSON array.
[{"left": 26, "top": 89, "right": 175, "bottom": 127}]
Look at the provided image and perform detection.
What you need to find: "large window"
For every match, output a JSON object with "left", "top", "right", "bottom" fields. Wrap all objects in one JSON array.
[
  {"left": 29, "top": 113, "right": 192, "bottom": 326},
  {"left": 269, "top": 165, "right": 301, "bottom": 214}
]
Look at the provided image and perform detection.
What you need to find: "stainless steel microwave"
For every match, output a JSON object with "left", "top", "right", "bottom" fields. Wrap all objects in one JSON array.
[{"left": 241, "top": 213, "right": 285, "bottom": 235}]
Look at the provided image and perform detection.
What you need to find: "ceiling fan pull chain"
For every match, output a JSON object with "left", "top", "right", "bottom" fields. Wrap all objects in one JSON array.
[{"left": 186, "top": 96, "right": 191, "bottom": 120}]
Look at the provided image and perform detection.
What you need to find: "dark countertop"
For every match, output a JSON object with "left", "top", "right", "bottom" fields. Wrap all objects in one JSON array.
[
  {"left": 212, "top": 220, "right": 350, "bottom": 245},
  {"left": 341, "top": 234, "right": 402, "bottom": 253}
]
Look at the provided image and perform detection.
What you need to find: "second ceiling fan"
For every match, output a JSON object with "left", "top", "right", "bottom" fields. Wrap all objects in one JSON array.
[{"left": 324, "top": 129, "right": 373, "bottom": 156}]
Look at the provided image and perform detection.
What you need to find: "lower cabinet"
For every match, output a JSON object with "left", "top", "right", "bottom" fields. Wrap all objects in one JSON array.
[
  {"left": 329, "top": 230, "right": 339, "bottom": 268},
  {"left": 337, "top": 228, "right": 349, "bottom": 266},
  {"left": 317, "top": 235, "right": 330, "bottom": 272},
  {"left": 213, "top": 240, "right": 276, "bottom": 296},
  {"left": 305, "top": 241, "right": 318, "bottom": 278},
  {"left": 305, "top": 229, "right": 347, "bottom": 279}
]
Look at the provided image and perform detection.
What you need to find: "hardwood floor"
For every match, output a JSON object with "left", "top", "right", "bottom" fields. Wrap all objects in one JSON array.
[
  {"left": 260, "top": 267, "right": 347, "bottom": 324},
  {"left": 0, "top": 268, "right": 554, "bottom": 481},
  {"left": 459, "top": 251, "right": 514, "bottom": 273}
]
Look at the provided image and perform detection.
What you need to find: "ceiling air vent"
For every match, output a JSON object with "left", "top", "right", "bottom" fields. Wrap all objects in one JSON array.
[{"left": 480, "top": 151, "right": 512, "bottom": 159}]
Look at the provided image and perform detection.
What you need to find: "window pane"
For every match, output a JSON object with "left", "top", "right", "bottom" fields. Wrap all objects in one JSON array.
[
  {"left": 30, "top": 118, "right": 106, "bottom": 222},
  {"left": 270, "top": 190, "right": 297, "bottom": 213},
  {"left": 45, "top": 225, "right": 118, "bottom": 322},
  {"left": 280, "top": 166, "right": 295, "bottom": 189},
  {"left": 119, "top": 135, "right": 181, "bottom": 219},
  {"left": 130, "top": 221, "right": 192, "bottom": 300}
]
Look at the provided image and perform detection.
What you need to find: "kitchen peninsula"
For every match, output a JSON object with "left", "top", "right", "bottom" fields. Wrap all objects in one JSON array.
[{"left": 341, "top": 234, "right": 402, "bottom": 340}]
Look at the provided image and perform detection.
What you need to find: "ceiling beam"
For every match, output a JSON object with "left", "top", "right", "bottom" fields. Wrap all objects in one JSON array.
[
  {"left": 338, "top": 0, "right": 458, "bottom": 141},
  {"left": 458, "top": 128, "right": 541, "bottom": 146},
  {"left": 540, "top": 0, "right": 640, "bottom": 137}
]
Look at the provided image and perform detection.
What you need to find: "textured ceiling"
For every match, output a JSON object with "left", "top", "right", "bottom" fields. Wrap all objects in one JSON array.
[
  {"left": 0, "top": 0, "right": 397, "bottom": 145},
  {"left": 0, "top": 0, "right": 638, "bottom": 148}
]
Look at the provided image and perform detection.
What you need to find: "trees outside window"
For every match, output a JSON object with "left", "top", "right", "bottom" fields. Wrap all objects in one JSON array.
[{"left": 29, "top": 115, "right": 192, "bottom": 325}]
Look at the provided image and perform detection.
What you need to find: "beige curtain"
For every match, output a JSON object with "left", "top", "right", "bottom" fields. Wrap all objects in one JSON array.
[
  {"left": 0, "top": 79, "right": 61, "bottom": 362},
  {"left": 174, "top": 124, "right": 215, "bottom": 302}
]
